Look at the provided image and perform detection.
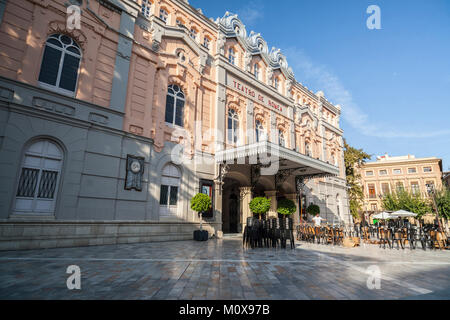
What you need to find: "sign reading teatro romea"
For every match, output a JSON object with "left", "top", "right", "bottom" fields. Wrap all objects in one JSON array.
[{"left": 226, "top": 73, "right": 288, "bottom": 116}]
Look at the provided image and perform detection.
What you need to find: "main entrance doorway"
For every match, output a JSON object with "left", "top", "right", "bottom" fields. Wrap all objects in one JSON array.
[
  {"left": 222, "top": 177, "right": 245, "bottom": 234},
  {"left": 229, "top": 194, "right": 238, "bottom": 233}
]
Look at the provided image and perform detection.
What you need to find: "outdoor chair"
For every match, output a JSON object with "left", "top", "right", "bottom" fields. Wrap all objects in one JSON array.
[{"left": 379, "top": 227, "right": 392, "bottom": 249}]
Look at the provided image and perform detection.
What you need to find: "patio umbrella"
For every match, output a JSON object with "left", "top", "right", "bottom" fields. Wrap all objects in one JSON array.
[
  {"left": 373, "top": 211, "right": 394, "bottom": 219},
  {"left": 392, "top": 210, "right": 417, "bottom": 218}
]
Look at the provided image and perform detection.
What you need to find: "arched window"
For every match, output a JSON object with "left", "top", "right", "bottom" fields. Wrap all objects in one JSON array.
[
  {"left": 255, "top": 120, "right": 265, "bottom": 142},
  {"left": 159, "top": 8, "right": 168, "bottom": 23},
  {"left": 331, "top": 153, "right": 338, "bottom": 166},
  {"left": 189, "top": 27, "right": 197, "bottom": 40},
  {"left": 38, "top": 34, "right": 81, "bottom": 95},
  {"left": 336, "top": 194, "right": 341, "bottom": 219},
  {"left": 176, "top": 18, "right": 185, "bottom": 28},
  {"left": 254, "top": 64, "right": 260, "bottom": 80},
  {"left": 228, "top": 48, "right": 236, "bottom": 65},
  {"left": 203, "top": 36, "right": 210, "bottom": 50},
  {"left": 159, "top": 164, "right": 181, "bottom": 218},
  {"left": 305, "top": 142, "right": 312, "bottom": 157},
  {"left": 141, "top": 0, "right": 152, "bottom": 18},
  {"left": 227, "top": 108, "right": 239, "bottom": 144},
  {"left": 278, "top": 130, "right": 286, "bottom": 147},
  {"left": 14, "top": 140, "right": 63, "bottom": 215},
  {"left": 165, "top": 85, "right": 185, "bottom": 127}
]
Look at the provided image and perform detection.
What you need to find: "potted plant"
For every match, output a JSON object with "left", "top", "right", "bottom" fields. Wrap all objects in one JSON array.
[
  {"left": 306, "top": 204, "right": 320, "bottom": 216},
  {"left": 277, "top": 198, "right": 296, "bottom": 229},
  {"left": 191, "top": 193, "right": 212, "bottom": 241},
  {"left": 249, "top": 197, "right": 271, "bottom": 221}
]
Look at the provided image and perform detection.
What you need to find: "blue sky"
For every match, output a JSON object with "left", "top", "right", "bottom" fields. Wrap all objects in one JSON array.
[{"left": 190, "top": 0, "right": 450, "bottom": 170}]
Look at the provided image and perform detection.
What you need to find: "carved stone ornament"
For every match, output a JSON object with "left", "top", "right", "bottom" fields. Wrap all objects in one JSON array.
[{"left": 125, "top": 155, "right": 145, "bottom": 191}]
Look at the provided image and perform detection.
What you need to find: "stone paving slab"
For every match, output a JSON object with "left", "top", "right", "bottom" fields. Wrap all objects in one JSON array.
[{"left": 0, "top": 238, "right": 449, "bottom": 300}]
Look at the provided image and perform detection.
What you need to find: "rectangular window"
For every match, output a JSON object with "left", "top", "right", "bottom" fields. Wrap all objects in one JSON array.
[
  {"left": 175, "top": 98, "right": 184, "bottom": 127},
  {"left": 379, "top": 170, "right": 388, "bottom": 176},
  {"left": 411, "top": 182, "right": 420, "bottom": 195},
  {"left": 38, "top": 46, "right": 62, "bottom": 86},
  {"left": 393, "top": 169, "right": 402, "bottom": 174},
  {"left": 381, "top": 183, "right": 390, "bottom": 195},
  {"left": 160, "top": 185, "right": 178, "bottom": 206},
  {"left": 37, "top": 170, "right": 58, "bottom": 199},
  {"left": 366, "top": 171, "right": 374, "bottom": 176},
  {"left": 190, "top": 29, "right": 197, "bottom": 40},
  {"left": 200, "top": 180, "right": 214, "bottom": 219},
  {"left": 423, "top": 167, "right": 432, "bottom": 173},
  {"left": 159, "top": 9, "right": 168, "bottom": 23},
  {"left": 169, "top": 186, "right": 178, "bottom": 205},
  {"left": 408, "top": 168, "right": 417, "bottom": 174},
  {"left": 203, "top": 37, "right": 210, "bottom": 49},
  {"left": 368, "top": 184, "right": 376, "bottom": 199},
  {"left": 16, "top": 168, "right": 39, "bottom": 198},
  {"left": 159, "top": 185, "right": 169, "bottom": 205},
  {"left": 165, "top": 95, "right": 174, "bottom": 124},
  {"left": 396, "top": 182, "right": 404, "bottom": 193},
  {"left": 59, "top": 54, "right": 80, "bottom": 92}
]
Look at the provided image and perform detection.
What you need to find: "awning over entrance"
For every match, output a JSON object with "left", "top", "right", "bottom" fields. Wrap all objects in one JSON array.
[{"left": 215, "top": 141, "right": 339, "bottom": 182}]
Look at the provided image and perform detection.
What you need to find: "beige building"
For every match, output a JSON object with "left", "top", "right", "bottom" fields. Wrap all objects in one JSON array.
[{"left": 358, "top": 154, "right": 443, "bottom": 213}]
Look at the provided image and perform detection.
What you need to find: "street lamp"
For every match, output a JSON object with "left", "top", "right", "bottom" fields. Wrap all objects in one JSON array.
[
  {"left": 345, "top": 183, "right": 352, "bottom": 226},
  {"left": 426, "top": 183, "right": 443, "bottom": 233}
]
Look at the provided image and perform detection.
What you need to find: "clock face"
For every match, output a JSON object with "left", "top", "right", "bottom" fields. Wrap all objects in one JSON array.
[{"left": 130, "top": 160, "right": 141, "bottom": 174}]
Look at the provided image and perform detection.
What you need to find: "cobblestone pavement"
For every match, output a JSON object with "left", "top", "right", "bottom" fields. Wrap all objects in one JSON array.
[{"left": 0, "top": 237, "right": 449, "bottom": 300}]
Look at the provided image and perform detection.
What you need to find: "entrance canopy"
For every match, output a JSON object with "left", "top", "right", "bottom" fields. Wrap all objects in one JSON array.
[{"left": 215, "top": 141, "right": 339, "bottom": 184}]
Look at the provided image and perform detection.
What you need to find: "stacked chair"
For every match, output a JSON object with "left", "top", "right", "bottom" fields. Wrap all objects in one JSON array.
[{"left": 243, "top": 217, "right": 295, "bottom": 249}]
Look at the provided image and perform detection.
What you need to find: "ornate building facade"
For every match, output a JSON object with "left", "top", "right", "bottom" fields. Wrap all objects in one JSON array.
[{"left": 0, "top": 0, "right": 350, "bottom": 250}]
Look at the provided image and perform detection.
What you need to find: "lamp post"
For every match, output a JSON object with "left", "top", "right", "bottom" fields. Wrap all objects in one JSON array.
[
  {"left": 346, "top": 183, "right": 352, "bottom": 226},
  {"left": 426, "top": 184, "right": 443, "bottom": 233}
]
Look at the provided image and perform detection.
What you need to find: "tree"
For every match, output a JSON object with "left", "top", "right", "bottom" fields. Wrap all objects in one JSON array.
[
  {"left": 190, "top": 193, "right": 212, "bottom": 230},
  {"left": 249, "top": 197, "right": 271, "bottom": 219},
  {"left": 343, "top": 139, "right": 371, "bottom": 219},
  {"left": 306, "top": 204, "right": 320, "bottom": 216},
  {"left": 381, "top": 190, "right": 431, "bottom": 218},
  {"left": 277, "top": 199, "right": 296, "bottom": 216},
  {"left": 435, "top": 188, "right": 450, "bottom": 219}
]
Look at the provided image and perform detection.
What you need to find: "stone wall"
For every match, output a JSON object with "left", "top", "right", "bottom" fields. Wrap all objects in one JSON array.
[{"left": 0, "top": 221, "right": 221, "bottom": 251}]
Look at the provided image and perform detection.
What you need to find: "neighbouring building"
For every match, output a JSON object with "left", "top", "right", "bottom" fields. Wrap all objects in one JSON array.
[
  {"left": 358, "top": 154, "right": 443, "bottom": 213},
  {"left": 443, "top": 172, "right": 450, "bottom": 188},
  {"left": 0, "top": 0, "right": 350, "bottom": 250}
]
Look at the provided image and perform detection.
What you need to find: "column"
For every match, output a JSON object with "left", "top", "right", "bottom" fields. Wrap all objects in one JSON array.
[
  {"left": 214, "top": 180, "right": 224, "bottom": 238},
  {"left": 239, "top": 187, "right": 253, "bottom": 233},
  {"left": 264, "top": 190, "right": 278, "bottom": 219},
  {"left": 286, "top": 193, "right": 300, "bottom": 230}
]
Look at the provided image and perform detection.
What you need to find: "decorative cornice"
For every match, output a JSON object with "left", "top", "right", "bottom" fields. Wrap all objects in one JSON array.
[{"left": 217, "top": 12, "right": 295, "bottom": 80}]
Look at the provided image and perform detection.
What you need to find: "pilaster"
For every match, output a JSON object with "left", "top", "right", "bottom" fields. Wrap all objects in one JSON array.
[
  {"left": 264, "top": 190, "right": 278, "bottom": 219},
  {"left": 110, "top": 10, "right": 136, "bottom": 113},
  {"left": 239, "top": 186, "right": 252, "bottom": 233}
]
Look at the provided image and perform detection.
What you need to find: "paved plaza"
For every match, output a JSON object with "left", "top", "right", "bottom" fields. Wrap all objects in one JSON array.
[{"left": 0, "top": 237, "right": 449, "bottom": 300}]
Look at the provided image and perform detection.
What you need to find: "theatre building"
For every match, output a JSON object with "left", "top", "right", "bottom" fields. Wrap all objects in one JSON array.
[{"left": 0, "top": 0, "right": 350, "bottom": 250}]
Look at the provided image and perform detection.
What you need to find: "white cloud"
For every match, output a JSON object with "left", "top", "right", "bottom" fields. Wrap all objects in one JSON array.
[
  {"left": 236, "top": 1, "right": 264, "bottom": 26},
  {"left": 285, "top": 48, "right": 450, "bottom": 139}
]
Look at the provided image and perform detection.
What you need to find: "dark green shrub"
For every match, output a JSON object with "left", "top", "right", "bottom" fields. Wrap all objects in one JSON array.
[
  {"left": 306, "top": 204, "right": 320, "bottom": 216},
  {"left": 277, "top": 198, "right": 296, "bottom": 216}
]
